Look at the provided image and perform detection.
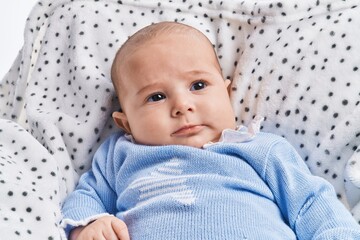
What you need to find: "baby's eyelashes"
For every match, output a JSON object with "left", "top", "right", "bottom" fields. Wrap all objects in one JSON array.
[
  {"left": 190, "top": 80, "right": 207, "bottom": 91},
  {"left": 147, "top": 93, "right": 166, "bottom": 102}
]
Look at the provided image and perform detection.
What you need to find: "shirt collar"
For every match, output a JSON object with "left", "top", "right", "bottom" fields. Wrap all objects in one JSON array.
[{"left": 203, "top": 116, "right": 263, "bottom": 148}]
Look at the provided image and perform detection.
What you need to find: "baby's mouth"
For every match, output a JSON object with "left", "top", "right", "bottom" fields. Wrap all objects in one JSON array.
[{"left": 171, "top": 124, "right": 205, "bottom": 137}]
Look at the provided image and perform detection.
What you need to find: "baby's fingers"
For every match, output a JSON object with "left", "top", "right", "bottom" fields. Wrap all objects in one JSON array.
[{"left": 111, "top": 218, "right": 130, "bottom": 240}]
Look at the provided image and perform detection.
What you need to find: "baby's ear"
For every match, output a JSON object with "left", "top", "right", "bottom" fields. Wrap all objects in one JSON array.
[
  {"left": 112, "top": 111, "right": 131, "bottom": 133},
  {"left": 224, "top": 79, "right": 232, "bottom": 93}
]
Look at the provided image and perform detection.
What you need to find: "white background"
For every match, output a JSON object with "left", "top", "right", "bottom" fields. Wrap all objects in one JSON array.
[{"left": 0, "top": 0, "right": 38, "bottom": 80}]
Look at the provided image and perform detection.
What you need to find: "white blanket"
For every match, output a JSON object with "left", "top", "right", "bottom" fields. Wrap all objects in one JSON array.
[{"left": 1, "top": 0, "right": 359, "bottom": 238}]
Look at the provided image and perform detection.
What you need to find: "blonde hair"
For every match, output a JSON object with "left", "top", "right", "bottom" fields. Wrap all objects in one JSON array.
[{"left": 111, "top": 21, "right": 220, "bottom": 104}]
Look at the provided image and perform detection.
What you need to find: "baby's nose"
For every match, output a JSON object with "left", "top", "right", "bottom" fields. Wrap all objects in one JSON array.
[{"left": 171, "top": 99, "right": 195, "bottom": 117}]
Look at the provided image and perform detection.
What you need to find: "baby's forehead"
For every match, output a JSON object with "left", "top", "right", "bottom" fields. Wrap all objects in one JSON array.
[
  {"left": 128, "top": 28, "right": 209, "bottom": 53},
  {"left": 116, "top": 30, "right": 212, "bottom": 70}
]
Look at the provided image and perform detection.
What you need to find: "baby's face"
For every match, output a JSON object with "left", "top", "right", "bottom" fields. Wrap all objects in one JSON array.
[{"left": 114, "top": 33, "right": 236, "bottom": 148}]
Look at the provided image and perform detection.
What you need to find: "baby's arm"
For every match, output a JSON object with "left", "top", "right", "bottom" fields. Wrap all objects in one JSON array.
[
  {"left": 69, "top": 216, "right": 129, "bottom": 240},
  {"left": 62, "top": 134, "right": 122, "bottom": 237},
  {"left": 263, "top": 138, "right": 360, "bottom": 238}
]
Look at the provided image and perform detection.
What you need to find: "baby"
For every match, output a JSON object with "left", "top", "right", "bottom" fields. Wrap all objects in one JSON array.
[{"left": 61, "top": 21, "right": 360, "bottom": 240}]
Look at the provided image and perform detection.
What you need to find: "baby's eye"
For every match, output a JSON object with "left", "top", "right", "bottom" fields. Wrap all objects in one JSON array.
[
  {"left": 190, "top": 81, "right": 207, "bottom": 91},
  {"left": 147, "top": 93, "right": 166, "bottom": 102}
]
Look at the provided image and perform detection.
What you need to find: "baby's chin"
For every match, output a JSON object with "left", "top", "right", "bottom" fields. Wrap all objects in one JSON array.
[
  {"left": 142, "top": 139, "right": 208, "bottom": 148},
  {"left": 172, "top": 135, "right": 221, "bottom": 148},
  {"left": 133, "top": 132, "right": 221, "bottom": 148}
]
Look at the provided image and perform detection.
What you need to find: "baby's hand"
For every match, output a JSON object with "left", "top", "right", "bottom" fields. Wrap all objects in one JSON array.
[{"left": 70, "top": 215, "right": 130, "bottom": 240}]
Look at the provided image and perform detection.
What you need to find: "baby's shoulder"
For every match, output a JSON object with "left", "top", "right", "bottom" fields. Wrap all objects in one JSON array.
[{"left": 252, "top": 131, "right": 287, "bottom": 146}]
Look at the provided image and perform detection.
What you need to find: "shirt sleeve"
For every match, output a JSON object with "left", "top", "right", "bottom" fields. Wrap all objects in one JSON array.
[
  {"left": 264, "top": 138, "right": 360, "bottom": 239},
  {"left": 61, "top": 135, "right": 118, "bottom": 236}
]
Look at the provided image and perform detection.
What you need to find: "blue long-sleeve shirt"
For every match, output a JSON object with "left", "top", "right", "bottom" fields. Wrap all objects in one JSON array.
[{"left": 61, "top": 130, "right": 360, "bottom": 239}]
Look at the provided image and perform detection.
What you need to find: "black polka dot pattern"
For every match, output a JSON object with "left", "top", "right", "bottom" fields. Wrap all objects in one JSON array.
[
  {"left": 229, "top": 0, "right": 360, "bottom": 219},
  {"left": 0, "top": 0, "right": 359, "bottom": 238},
  {"left": 0, "top": 120, "right": 61, "bottom": 239}
]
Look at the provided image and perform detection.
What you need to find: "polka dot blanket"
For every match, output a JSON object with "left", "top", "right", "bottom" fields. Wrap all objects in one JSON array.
[{"left": 0, "top": 0, "right": 359, "bottom": 238}]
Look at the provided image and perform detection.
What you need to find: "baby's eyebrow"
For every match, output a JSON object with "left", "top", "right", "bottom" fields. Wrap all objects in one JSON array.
[
  {"left": 136, "top": 82, "right": 163, "bottom": 96},
  {"left": 135, "top": 70, "right": 214, "bottom": 96},
  {"left": 183, "top": 70, "right": 209, "bottom": 77},
  {"left": 182, "top": 70, "right": 217, "bottom": 82}
]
